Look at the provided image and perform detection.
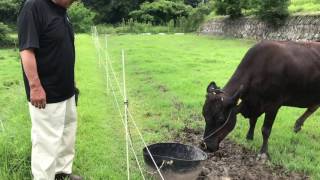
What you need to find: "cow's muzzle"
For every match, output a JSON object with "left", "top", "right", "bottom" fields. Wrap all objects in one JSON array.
[
  {"left": 200, "top": 140, "right": 207, "bottom": 150},
  {"left": 200, "top": 139, "right": 219, "bottom": 152}
]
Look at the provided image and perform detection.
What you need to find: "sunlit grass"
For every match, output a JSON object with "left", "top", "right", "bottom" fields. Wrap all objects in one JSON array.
[
  {"left": 289, "top": 0, "right": 320, "bottom": 14},
  {"left": 106, "top": 34, "right": 320, "bottom": 179},
  {"left": 0, "top": 34, "right": 319, "bottom": 179}
]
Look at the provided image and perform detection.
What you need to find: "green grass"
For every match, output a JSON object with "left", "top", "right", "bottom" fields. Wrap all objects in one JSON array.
[
  {"left": 0, "top": 48, "right": 31, "bottom": 179},
  {"left": 0, "top": 34, "right": 320, "bottom": 179},
  {"left": 0, "top": 35, "right": 139, "bottom": 179},
  {"left": 104, "top": 34, "right": 320, "bottom": 179},
  {"left": 205, "top": 0, "right": 320, "bottom": 20},
  {"left": 289, "top": 0, "right": 320, "bottom": 14},
  {"left": 96, "top": 23, "right": 181, "bottom": 34}
]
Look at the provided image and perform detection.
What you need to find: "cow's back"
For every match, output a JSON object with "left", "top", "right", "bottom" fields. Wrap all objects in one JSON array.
[{"left": 235, "top": 41, "right": 320, "bottom": 112}]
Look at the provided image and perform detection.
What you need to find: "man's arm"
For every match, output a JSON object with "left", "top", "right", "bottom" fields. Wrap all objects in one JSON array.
[{"left": 20, "top": 49, "right": 46, "bottom": 109}]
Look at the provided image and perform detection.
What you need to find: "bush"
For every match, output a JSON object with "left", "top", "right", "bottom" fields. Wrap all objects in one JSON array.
[
  {"left": 116, "top": 19, "right": 179, "bottom": 34},
  {"left": 241, "top": 0, "right": 260, "bottom": 16},
  {"left": 177, "top": 2, "right": 214, "bottom": 32},
  {"left": 0, "top": 22, "right": 13, "bottom": 47},
  {"left": 96, "top": 20, "right": 180, "bottom": 35},
  {"left": 68, "top": 1, "right": 95, "bottom": 33},
  {"left": 96, "top": 24, "right": 117, "bottom": 35},
  {"left": 0, "top": 0, "right": 22, "bottom": 24},
  {"left": 213, "top": 0, "right": 243, "bottom": 18},
  {"left": 212, "top": 0, "right": 289, "bottom": 24},
  {"left": 256, "top": 0, "right": 289, "bottom": 26},
  {"left": 130, "top": 0, "right": 192, "bottom": 25},
  {"left": 184, "top": 0, "right": 206, "bottom": 7},
  {"left": 83, "top": 0, "right": 134, "bottom": 24}
]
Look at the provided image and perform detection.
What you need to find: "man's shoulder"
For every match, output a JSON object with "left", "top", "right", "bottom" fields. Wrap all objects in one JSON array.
[
  {"left": 18, "top": 0, "right": 49, "bottom": 23},
  {"left": 23, "top": 0, "right": 47, "bottom": 9}
]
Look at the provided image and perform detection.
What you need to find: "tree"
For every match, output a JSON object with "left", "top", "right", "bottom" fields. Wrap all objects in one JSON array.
[
  {"left": 83, "top": 0, "right": 138, "bottom": 23},
  {"left": 0, "top": 0, "right": 23, "bottom": 24},
  {"left": 213, "top": 0, "right": 243, "bottom": 18},
  {"left": 177, "top": 1, "right": 214, "bottom": 32},
  {"left": 0, "top": 22, "right": 12, "bottom": 47},
  {"left": 256, "top": 0, "right": 289, "bottom": 26},
  {"left": 0, "top": 0, "right": 20, "bottom": 46},
  {"left": 184, "top": 0, "right": 205, "bottom": 7},
  {"left": 68, "top": 1, "right": 95, "bottom": 33},
  {"left": 130, "top": 0, "right": 192, "bottom": 25}
]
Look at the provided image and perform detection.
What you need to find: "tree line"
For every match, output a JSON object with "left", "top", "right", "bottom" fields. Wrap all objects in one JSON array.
[
  {"left": 0, "top": 0, "right": 290, "bottom": 46},
  {"left": 84, "top": 0, "right": 289, "bottom": 26}
]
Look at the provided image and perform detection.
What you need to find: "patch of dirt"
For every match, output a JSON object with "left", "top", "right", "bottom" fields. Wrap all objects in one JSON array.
[
  {"left": 188, "top": 113, "right": 203, "bottom": 121},
  {"left": 158, "top": 85, "right": 168, "bottom": 93},
  {"left": 181, "top": 127, "right": 202, "bottom": 135},
  {"left": 144, "top": 112, "right": 162, "bottom": 118},
  {"left": 175, "top": 130, "right": 309, "bottom": 180},
  {"left": 2, "top": 80, "right": 19, "bottom": 89},
  {"left": 172, "top": 97, "right": 184, "bottom": 111},
  {"left": 141, "top": 76, "right": 153, "bottom": 83}
]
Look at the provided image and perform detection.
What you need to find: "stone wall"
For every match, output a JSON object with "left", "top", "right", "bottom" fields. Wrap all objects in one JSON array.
[{"left": 200, "top": 15, "right": 320, "bottom": 41}]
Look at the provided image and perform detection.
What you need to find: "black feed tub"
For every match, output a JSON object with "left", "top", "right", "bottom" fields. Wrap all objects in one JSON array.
[{"left": 143, "top": 143, "right": 207, "bottom": 180}]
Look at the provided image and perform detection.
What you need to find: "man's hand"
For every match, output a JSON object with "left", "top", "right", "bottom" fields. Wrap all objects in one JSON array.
[
  {"left": 30, "top": 84, "right": 46, "bottom": 109},
  {"left": 20, "top": 49, "right": 47, "bottom": 109}
]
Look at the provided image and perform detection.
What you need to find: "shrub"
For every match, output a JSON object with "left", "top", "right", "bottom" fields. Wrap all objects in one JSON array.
[
  {"left": 225, "top": 0, "right": 242, "bottom": 18},
  {"left": 184, "top": 0, "right": 206, "bottom": 8},
  {"left": 83, "top": 0, "right": 134, "bottom": 24},
  {"left": 177, "top": 2, "right": 214, "bottom": 32},
  {"left": 0, "top": 0, "right": 22, "bottom": 24},
  {"left": 241, "top": 0, "right": 260, "bottom": 16},
  {"left": 68, "top": 1, "right": 95, "bottom": 33},
  {"left": 256, "top": 0, "right": 289, "bottom": 26},
  {"left": 117, "top": 19, "right": 179, "bottom": 34},
  {"left": 96, "top": 24, "right": 117, "bottom": 35},
  {"left": 0, "top": 22, "right": 13, "bottom": 47},
  {"left": 213, "top": 0, "right": 243, "bottom": 18},
  {"left": 96, "top": 20, "right": 180, "bottom": 35},
  {"left": 130, "top": 0, "right": 192, "bottom": 25}
]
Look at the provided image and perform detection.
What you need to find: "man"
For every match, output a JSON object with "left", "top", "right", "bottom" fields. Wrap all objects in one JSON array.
[{"left": 18, "top": 0, "right": 82, "bottom": 179}]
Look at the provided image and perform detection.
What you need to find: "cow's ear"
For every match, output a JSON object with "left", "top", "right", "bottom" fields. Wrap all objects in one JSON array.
[{"left": 206, "top": 81, "right": 219, "bottom": 94}]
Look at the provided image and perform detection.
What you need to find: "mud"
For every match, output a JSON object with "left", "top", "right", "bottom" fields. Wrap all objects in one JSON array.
[{"left": 175, "top": 128, "right": 309, "bottom": 180}]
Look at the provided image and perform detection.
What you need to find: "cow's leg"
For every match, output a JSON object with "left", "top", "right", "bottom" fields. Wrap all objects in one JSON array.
[
  {"left": 246, "top": 117, "right": 257, "bottom": 140},
  {"left": 257, "top": 107, "right": 279, "bottom": 161},
  {"left": 294, "top": 105, "right": 319, "bottom": 133}
]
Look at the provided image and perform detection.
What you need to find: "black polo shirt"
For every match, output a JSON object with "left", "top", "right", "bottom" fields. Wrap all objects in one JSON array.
[{"left": 18, "top": 0, "right": 75, "bottom": 103}]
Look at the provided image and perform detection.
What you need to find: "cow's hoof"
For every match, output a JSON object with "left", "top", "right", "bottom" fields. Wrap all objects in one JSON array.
[
  {"left": 256, "top": 153, "right": 269, "bottom": 163},
  {"left": 293, "top": 126, "right": 301, "bottom": 133}
]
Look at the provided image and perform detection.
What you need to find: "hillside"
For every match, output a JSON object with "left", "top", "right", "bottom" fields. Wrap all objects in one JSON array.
[{"left": 289, "top": 0, "right": 320, "bottom": 14}]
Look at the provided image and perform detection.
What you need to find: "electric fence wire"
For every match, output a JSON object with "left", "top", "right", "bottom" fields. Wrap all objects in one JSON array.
[{"left": 91, "top": 27, "right": 165, "bottom": 179}]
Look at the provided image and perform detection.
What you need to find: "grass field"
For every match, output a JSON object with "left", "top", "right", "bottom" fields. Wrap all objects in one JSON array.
[
  {"left": 104, "top": 34, "right": 320, "bottom": 179},
  {"left": 206, "top": 0, "right": 320, "bottom": 21},
  {"left": 0, "top": 34, "right": 320, "bottom": 179},
  {"left": 289, "top": 0, "right": 320, "bottom": 14}
]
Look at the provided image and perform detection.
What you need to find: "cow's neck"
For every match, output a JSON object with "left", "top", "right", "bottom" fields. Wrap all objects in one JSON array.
[
  {"left": 312, "top": 42, "right": 320, "bottom": 52},
  {"left": 223, "top": 73, "right": 247, "bottom": 97}
]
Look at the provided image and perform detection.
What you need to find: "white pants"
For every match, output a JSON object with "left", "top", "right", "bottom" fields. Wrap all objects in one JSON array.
[{"left": 29, "top": 96, "right": 77, "bottom": 180}]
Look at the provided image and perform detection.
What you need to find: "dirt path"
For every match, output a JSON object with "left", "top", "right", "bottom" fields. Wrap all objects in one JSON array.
[{"left": 175, "top": 128, "right": 309, "bottom": 180}]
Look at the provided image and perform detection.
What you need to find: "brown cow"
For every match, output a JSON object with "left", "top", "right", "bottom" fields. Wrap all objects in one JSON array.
[{"left": 202, "top": 40, "right": 320, "bottom": 159}]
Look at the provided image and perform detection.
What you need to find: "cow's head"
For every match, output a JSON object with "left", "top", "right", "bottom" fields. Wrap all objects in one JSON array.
[{"left": 201, "top": 81, "right": 243, "bottom": 152}]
